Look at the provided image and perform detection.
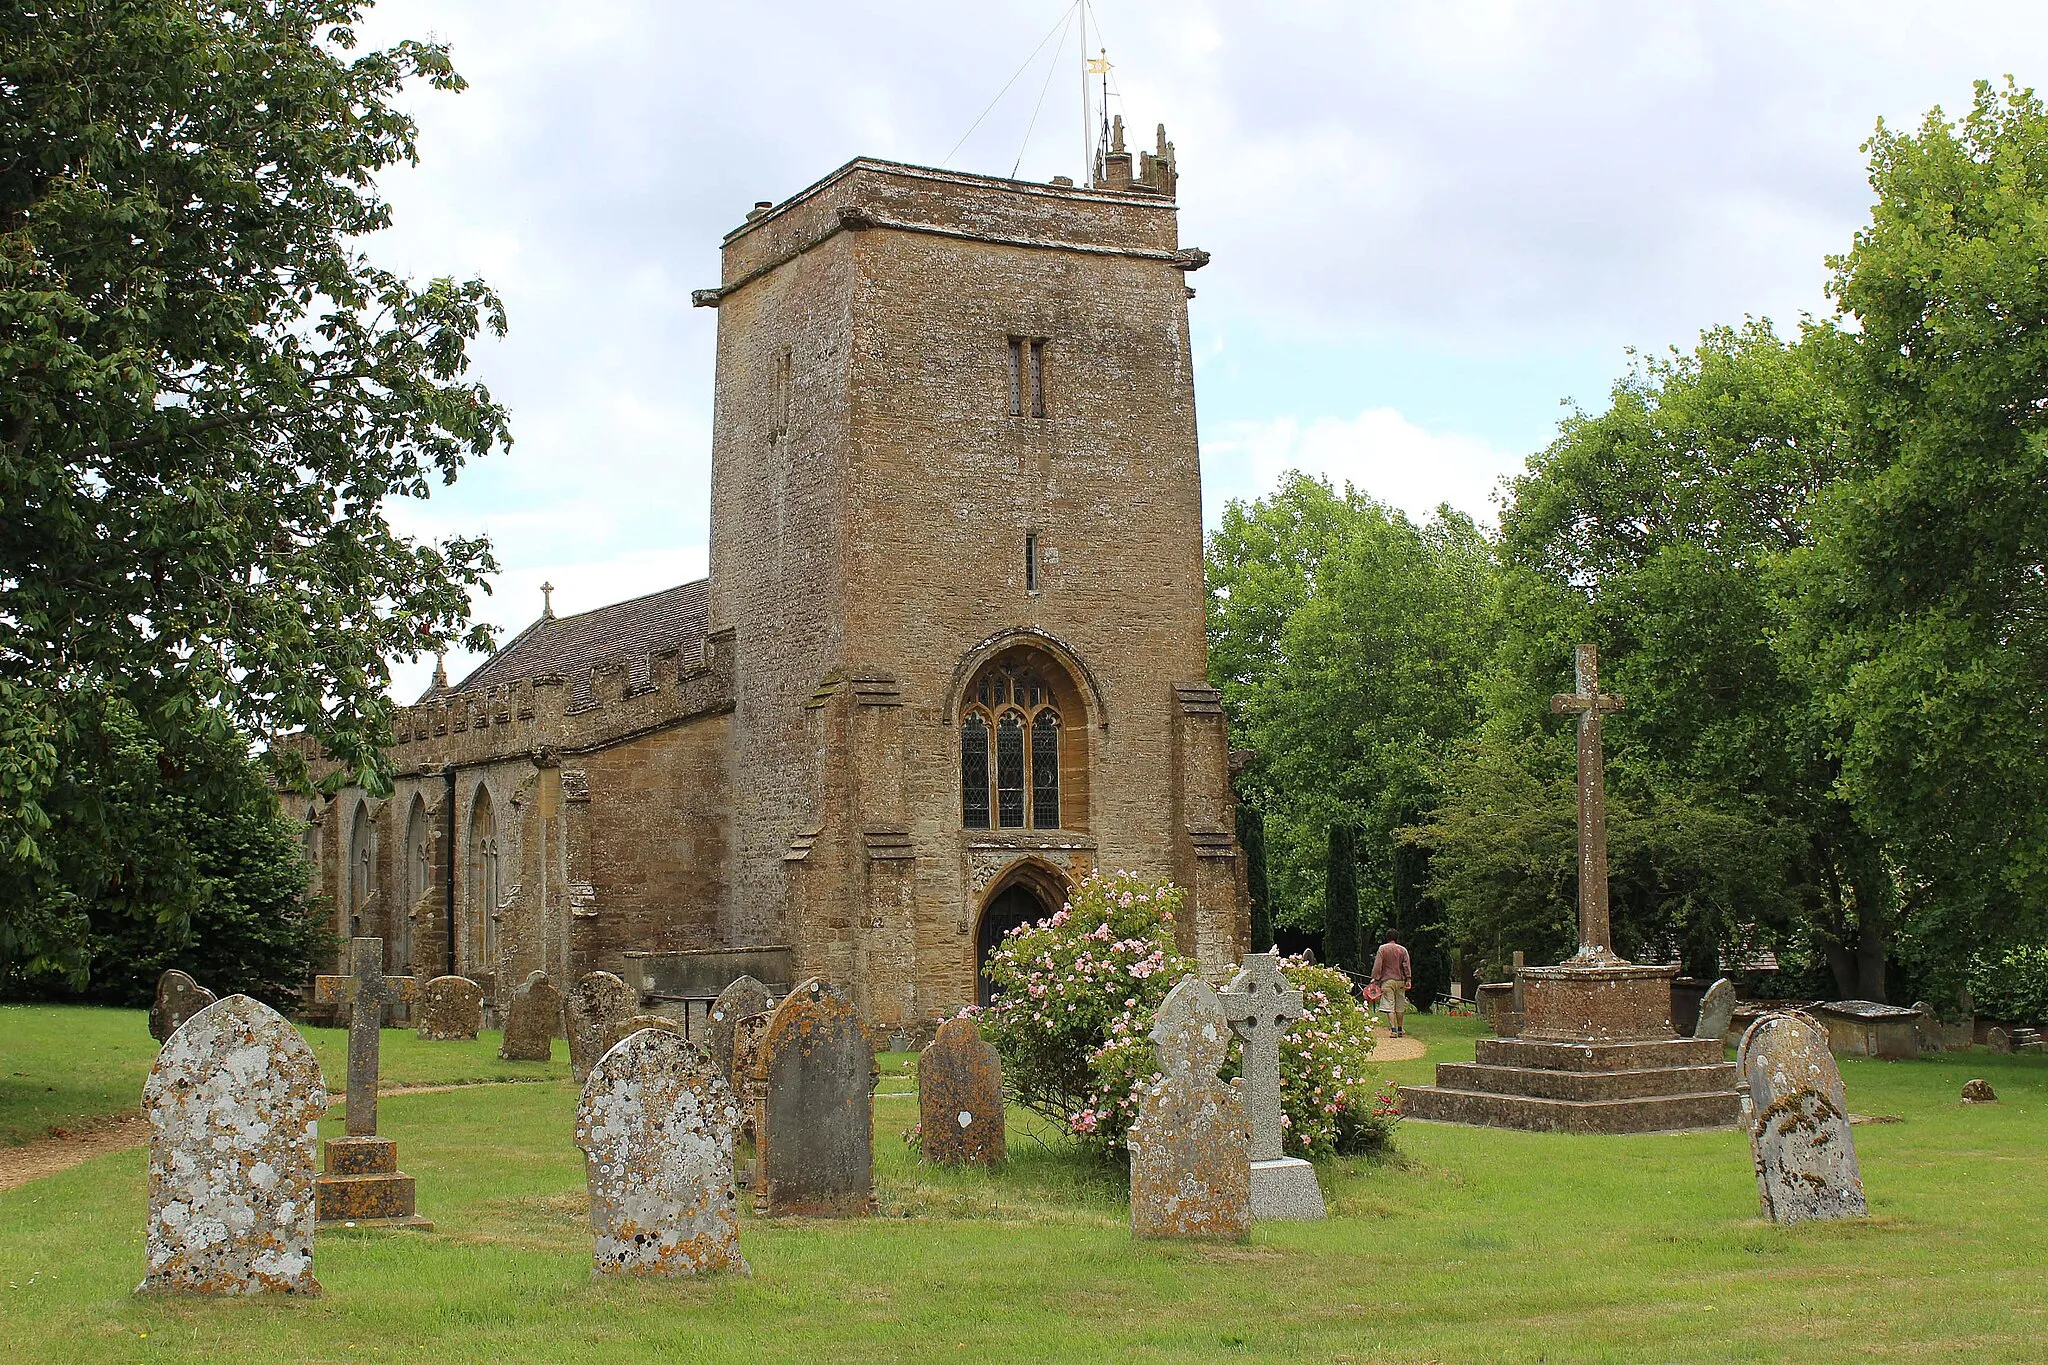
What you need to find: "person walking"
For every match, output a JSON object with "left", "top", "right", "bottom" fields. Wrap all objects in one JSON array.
[{"left": 1370, "top": 929, "right": 1413, "bottom": 1037}]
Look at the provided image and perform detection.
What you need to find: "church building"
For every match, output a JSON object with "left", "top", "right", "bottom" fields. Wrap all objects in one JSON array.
[{"left": 292, "top": 119, "right": 1247, "bottom": 1030}]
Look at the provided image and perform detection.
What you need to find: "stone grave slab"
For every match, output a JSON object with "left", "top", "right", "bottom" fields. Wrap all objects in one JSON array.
[
  {"left": 139, "top": 995, "right": 326, "bottom": 1296},
  {"left": 1221, "top": 951, "right": 1323, "bottom": 1220},
  {"left": 148, "top": 969, "right": 217, "bottom": 1044},
  {"left": 414, "top": 975, "right": 485, "bottom": 1042},
  {"left": 567, "top": 970, "right": 636, "bottom": 1083},
  {"left": 574, "top": 1026, "right": 747, "bottom": 1277},
  {"left": 1694, "top": 978, "right": 1736, "bottom": 1042},
  {"left": 1738, "top": 1011, "right": 1866, "bottom": 1224},
  {"left": 755, "top": 978, "right": 874, "bottom": 1217},
  {"left": 917, "top": 1016, "right": 1005, "bottom": 1167},
  {"left": 499, "top": 970, "right": 562, "bottom": 1062},
  {"left": 708, "top": 975, "right": 773, "bottom": 1086},
  {"left": 1129, "top": 976, "right": 1251, "bottom": 1241}
]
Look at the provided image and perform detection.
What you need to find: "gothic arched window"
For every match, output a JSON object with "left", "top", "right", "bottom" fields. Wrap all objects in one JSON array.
[
  {"left": 347, "top": 803, "right": 374, "bottom": 939},
  {"left": 405, "top": 799, "right": 432, "bottom": 911},
  {"left": 961, "top": 660, "right": 1062, "bottom": 830},
  {"left": 468, "top": 788, "right": 500, "bottom": 971}
]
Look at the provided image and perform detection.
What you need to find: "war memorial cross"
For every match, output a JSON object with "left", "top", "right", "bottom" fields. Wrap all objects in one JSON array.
[
  {"left": 312, "top": 937, "right": 416, "bottom": 1137},
  {"left": 1550, "top": 643, "right": 1627, "bottom": 963},
  {"left": 1220, "top": 951, "right": 1307, "bottom": 1162}
]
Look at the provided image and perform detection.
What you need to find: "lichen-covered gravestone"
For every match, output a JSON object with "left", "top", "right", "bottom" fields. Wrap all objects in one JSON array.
[
  {"left": 414, "top": 975, "right": 485, "bottom": 1042},
  {"left": 574, "top": 1026, "right": 747, "bottom": 1277},
  {"left": 149, "top": 969, "right": 217, "bottom": 1044},
  {"left": 499, "top": 970, "right": 562, "bottom": 1062},
  {"left": 1129, "top": 976, "right": 1252, "bottom": 1241},
  {"left": 566, "top": 970, "right": 636, "bottom": 1083},
  {"left": 605, "top": 1013, "right": 701, "bottom": 1058},
  {"left": 1694, "top": 977, "right": 1737, "bottom": 1042},
  {"left": 708, "top": 975, "right": 773, "bottom": 1086},
  {"left": 755, "top": 978, "right": 875, "bottom": 1217},
  {"left": 138, "top": 995, "right": 326, "bottom": 1296},
  {"left": 1737, "top": 1010, "right": 1866, "bottom": 1225},
  {"left": 917, "top": 1016, "right": 1005, "bottom": 1167},
  {"left": 1221, "top": 951, "right": 1323, "bottom": 1220},
  {"left": 1986, "top": 1027, "right": 2011, "bottom": 1054},
  {"left": 1961, "top": 1078, "right": 1998, "bottom": 1104}
]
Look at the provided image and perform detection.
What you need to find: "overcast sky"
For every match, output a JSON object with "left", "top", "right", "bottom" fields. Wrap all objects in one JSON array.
[{"left": 357, "top": 1, "right": 2045, "bottom": 701}]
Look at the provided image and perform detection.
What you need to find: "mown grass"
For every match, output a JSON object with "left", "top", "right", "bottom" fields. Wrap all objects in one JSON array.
[{"left": 2, "top": 1009, "right": 2044, "bottom": 1361}]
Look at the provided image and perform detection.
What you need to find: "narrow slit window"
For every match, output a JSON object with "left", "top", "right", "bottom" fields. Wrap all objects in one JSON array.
[
  {"left": 1008, "top": 337, "right": 1024, "bottom": 417},
  {"left": 961, "top": 715, "right": 991, "bottom": 829},
  {"left": 1030, "top": 340, "right": 1046, "bottom": 418},
  {"left": 1025, "top": 532, "right": 1038, "bottom": 592}
]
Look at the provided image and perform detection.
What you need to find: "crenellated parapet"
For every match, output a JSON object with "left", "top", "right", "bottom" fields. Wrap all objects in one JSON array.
[{"left": 292, "top": 626, "right": 737, "bottom": 782}]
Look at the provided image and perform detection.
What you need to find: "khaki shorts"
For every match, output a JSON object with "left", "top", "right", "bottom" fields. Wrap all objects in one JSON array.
[{"left": 1378, "top": 981, "right": 1410, "bottom": 1014}]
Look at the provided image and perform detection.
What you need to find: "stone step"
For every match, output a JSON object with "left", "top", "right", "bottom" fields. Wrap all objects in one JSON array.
[
  {"left": 1434, "top": 1060, "right": 1739, "bottom": 1102},
  {"left": 323, "top": 1134, "right": 399, "bottom": 1176},
  {"left": 314, "top": 1170, "right": 417, "bottom": 1222},
  {"left": 1397, "top": 1083, "right": 1742, "bottom": 1134},
  {"left": 1475, "top": 1036, "right": 1727, "bottom": 1073}
]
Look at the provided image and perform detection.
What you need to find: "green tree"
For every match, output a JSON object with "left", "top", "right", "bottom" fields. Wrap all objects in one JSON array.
[
  {"left": 1322, "top": 823, "right": 1359, "bottom": 974},
  {"left": 1, "top": 1, "right": 507, "bottom": 984},
  {"left": 1783, "top": 79, "right": 2048, "bottom": 996},
  {"left": 1237, "top": 803, "right": 1273, "bottom": 952}
]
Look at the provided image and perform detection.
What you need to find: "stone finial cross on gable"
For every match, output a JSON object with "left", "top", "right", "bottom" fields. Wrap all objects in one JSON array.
[
  {"left": 312, "top": 937, "right": 416, "bottom": 1138},
  {"left": 1150, "top": 977, "right": 1231, "bottom": 1083},
  {"left": 1222, "top": 952, "right": 1306, "bottom": 1163},
  {"left": 1549, "top": 643, "right": 1627, "bottom": 965}
]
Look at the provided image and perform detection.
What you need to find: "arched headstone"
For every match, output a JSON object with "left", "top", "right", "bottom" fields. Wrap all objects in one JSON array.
[
  {"left": 1738, "top": 1011, "right": 1866, "bottom": 1224},
  {"left": 708, "top": 975, "right": 773, "bottom": 1085},
  {"left": 1129, "top": 976, "right": 1250, "bottom": 1241},
  {"left": 918, "top": 1016, "right": 1005, "bottom": 1167},
  {"left": 566, "top": 971, "right": 635, "bottom": 1083},
  {"left": 574, "top": 1027, "right": 747, "bottom": 1277},
  {"left": 755, "top": 978, "right": 874, "bottom": 1217},
  {"left": 138, "top": 996, "right": 326, "bottom": 1295},
  {"left": 1694, "top": 978, "right": 1737, "bottom": 1042},
  {"left": 605, "top": 1013, "right": 702, "bottom": 1060},
  {"left": 499, "top": 970, "right": 562, "bottom": 1062},
  {"left": 415, "top": 975, "right": 485, "bottom": 1041},
  {"left": 149, "top": 970, "right": 216, "bottom": 1044}
]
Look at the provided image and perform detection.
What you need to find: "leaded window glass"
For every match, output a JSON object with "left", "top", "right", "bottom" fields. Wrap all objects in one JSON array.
[
  {"left": 1032, "top": 711, "right": 1060, "bottom": 828},
  {"left": 961, "top": 715, "right": 991, "bottom": 828},
  {"left": 996, "top": 712, "right": 1026, "bottom": 828}
]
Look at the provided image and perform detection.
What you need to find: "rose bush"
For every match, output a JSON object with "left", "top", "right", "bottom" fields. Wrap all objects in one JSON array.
[{"left": 979, "top": 870, "right": 1400, "bottom": 1159}]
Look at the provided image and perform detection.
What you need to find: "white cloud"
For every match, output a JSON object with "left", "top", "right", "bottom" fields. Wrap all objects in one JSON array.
[{"left": 1204, "top": 409, "right": 1515, "bottom": 527}]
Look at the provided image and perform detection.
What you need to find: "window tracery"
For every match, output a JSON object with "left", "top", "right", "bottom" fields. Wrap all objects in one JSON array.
[{"left": 961, "top": 660, "right": 1062, "bottom": 830}]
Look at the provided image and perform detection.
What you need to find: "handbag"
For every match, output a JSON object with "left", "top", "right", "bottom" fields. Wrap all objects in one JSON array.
[{"left": 1363, "top": 981, "right": 1382, "bottom": 1003}]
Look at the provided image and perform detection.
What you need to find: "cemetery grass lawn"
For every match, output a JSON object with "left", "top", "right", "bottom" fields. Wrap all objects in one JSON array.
[
  {"left": 1, "top": 1011, "right": 2045, "bottom": 1361},
  {"left": 0, "top": 1006, "right": 570, "bottom": 1145}
]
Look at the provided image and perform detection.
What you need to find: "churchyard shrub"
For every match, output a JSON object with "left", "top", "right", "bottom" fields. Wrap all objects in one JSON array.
[
  {"left": 980, "top": 870, "right": 1398, "bottom": 1159},
  {"left": 1968, "top": 945, "right": 2048, "bottom": 1024}
]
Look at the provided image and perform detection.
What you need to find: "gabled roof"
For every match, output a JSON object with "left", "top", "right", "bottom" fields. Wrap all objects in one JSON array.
[{"left": 429, "top": 579, "right": 711, "bottom": 707}]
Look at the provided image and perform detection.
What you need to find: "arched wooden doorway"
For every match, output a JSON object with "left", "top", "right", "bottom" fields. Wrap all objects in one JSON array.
[{"left": 974, "top": 863, "right": 1069, "bottom": 1006}]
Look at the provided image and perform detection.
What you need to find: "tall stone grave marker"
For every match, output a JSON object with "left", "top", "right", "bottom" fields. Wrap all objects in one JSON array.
[
  {"left": 499, "top": 970, "right": 562, "bottom": 1062},
  {"left": 1130, "top": 976, "right": 1252, "bottom": 1241},
  {"left": 1222, "top": 951, "right": 1324, "bottom": 1219},
  {"left": 1738, "top": 1011, "right": 1866, "bottom": 1225},
  {"left": 311, "top": 937, "right": 428, "bottom": 1228},
  {"left": 148, "top": 969, "right": 217, "bottom": 1044},
  {"left": 574, "top": 1026, "right": 748, "bottom": 1277},
  {"left": 755, "top": 978, "right": 875, "bottom": 1217},
  {"left": 918, "top": 1016, "right": 1005, "bottom": 1167},
  {"left": 415, "top": 975, "right": 485, "bottom": 1042},
  {"left": 566, "top": 970, "right": 635, "bottom": 1083},
  {"left": 708, "top": 975, "right": 773, "bottom": 1086},
  {"left": 1694, "top": 978, "right": 1737, "bottom": 1043},
  {"left": 139, "top": 995, "right": 326, "bottom": 1295}
]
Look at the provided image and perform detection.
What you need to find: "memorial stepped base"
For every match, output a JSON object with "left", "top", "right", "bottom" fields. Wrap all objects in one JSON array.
[
  {"left": 314, "top": 1136, "right": 433, "bottom": 1230},
  {"left": 1400, "top": 1036, "right": 1741, "bottom": 1134}
]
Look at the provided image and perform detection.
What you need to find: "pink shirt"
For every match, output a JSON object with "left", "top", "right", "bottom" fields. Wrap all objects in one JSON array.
[{"left": 1371, "top": 942, "right": 1412, "bottom": 985}]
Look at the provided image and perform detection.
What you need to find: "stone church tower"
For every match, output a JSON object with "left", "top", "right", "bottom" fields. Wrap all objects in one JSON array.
[{"left": 291, "top": 123, "right": 1244, "bottom": 1030}]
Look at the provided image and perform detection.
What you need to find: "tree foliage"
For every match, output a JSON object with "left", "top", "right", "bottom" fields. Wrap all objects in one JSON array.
[{"left": 0, "top": 1, "right": 506, "bottom": 982}]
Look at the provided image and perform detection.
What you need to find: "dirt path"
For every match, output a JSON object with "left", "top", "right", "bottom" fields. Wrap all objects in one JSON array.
[
  {"left": 0, "top": 1077, "right": 561, "bottom": 1195},
  {"left": 1370, "top": 1035, "right": 1426, "bottom": 1062},
  {"left": 0, "top": 1111, "right": 148, "bottom": 1194}
]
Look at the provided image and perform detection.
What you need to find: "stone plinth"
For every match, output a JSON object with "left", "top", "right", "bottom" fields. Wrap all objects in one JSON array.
[
  {"left": 1249, "top": 1157, "right": 1325, "bottom": 1219},
  {"left": 314, "top": 1136, "right": 431, "bottom": 1230},
  {"left": 1401, "top": 974, "right": 1742, "bottom": 1135}
]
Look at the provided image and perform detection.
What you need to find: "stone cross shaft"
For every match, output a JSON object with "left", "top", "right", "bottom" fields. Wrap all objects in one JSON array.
[
  {"left": 1550, "top": 644, "right": 1627, "bottom": 963},
  {"left": 1221, "top": 952, "right": 1306, "bottom": 1162},
  {"left": 312, "top": 937, "right": 415, "bottom": 1137}
]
